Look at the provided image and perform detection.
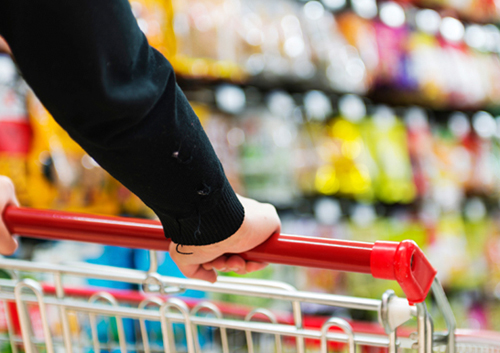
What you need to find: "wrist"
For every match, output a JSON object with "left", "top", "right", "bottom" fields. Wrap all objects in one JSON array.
[{"left": 159, "top": 180, "right": 244, "bottom": 246}]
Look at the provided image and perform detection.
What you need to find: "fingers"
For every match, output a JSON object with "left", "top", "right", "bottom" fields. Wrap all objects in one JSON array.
[
  {"left": 177, "top": 263, "right": 218, "bottom": 283},
  {"left": 0, "top": 229, "right": 17, "bottom": 256},
  {"left": 0, "top": 176, "right": 19, "bottom": 256},
  {"left": 246, "top": 261, "right": 268, "bottom": 273},
  {"left": 188, "top": 266, "right": 217, "bottom": 283},
  {"left": 202, "top": 255, "right": 268, "bottom": 275}
]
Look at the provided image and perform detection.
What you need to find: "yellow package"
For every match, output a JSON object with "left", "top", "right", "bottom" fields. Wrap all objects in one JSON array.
[
  {"left": 26, "top": 92, "right": 121, "bottom": 215},
  {"left": 361, "top": 106, "right": 416, "bottom": 204}
]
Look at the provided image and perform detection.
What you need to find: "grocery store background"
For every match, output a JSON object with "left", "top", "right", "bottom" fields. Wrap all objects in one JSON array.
[{"left": 1, "top": 0, "right": 500, "bottom": 334}]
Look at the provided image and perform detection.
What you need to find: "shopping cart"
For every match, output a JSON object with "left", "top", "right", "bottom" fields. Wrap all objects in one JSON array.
[{"left": 0, "top": 206, "right": 498, "bottom": 353}]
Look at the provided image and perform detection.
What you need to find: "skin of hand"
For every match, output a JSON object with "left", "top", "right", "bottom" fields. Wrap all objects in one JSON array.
[
  {"left": 0, "top": 176, "right": 19, "bottom": 255},
  {"left": 0, "top": 37, "right": 11, "bottom": 54},
  {"left": 169, "top": 194, "right": 281, "bottom": 283}
]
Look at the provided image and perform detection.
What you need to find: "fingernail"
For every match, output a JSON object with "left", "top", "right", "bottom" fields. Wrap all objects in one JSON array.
[
  {"left": 230, "top": 268, "right": 239, "bottom": 272},
  {"left": 220, "top": 267, "right": 227, "bottom": 272}
]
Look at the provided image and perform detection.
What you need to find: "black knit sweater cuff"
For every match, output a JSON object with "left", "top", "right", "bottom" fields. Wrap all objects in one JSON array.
[{"left": 159, "top": 182, "right": 245, "bottom": 246}]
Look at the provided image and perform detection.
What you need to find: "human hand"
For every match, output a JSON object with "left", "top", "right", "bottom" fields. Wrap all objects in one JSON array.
[
  {"left": 169, "top": 194, "right": 281, "bottom": 283},
  {"left": 0, "top": 176, "right": 19, "bottom": 255}
]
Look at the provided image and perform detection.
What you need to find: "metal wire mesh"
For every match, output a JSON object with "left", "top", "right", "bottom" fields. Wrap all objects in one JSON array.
[{"left": 0, "top": 250, "right": 498, "bottom": 353}]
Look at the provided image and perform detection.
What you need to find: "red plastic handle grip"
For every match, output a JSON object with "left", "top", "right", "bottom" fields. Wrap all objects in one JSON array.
[{"left": 2, "top": 206, "right": 436, "bottom": 303}]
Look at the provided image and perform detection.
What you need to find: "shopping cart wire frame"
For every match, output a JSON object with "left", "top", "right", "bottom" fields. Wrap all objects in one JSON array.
[{"left": 0, "top": 206, "right": 495, "bottom": 353}]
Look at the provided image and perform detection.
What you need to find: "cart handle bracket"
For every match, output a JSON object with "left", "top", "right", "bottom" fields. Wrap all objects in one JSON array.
[{"left": 371, "top": 240, "right": 437, "bottom": 305}]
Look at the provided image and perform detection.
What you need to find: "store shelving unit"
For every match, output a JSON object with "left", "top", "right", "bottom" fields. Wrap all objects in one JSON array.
[{"left": 2, "top": 0, "right": 500, "bottom": 332}]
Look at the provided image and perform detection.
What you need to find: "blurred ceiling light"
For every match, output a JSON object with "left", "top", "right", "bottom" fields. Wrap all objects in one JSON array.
[
  {"left": 281, "top": 15, "right": 301, "bottom": 34},
  {"left": 483, "top": 24, "right": 500, "bottom": 53},
  {"left": 284, "top": 36, "right": 306, "bottom": 57},
  {"left": 448, "top": 112, "right": 470, "bottom": 139},
  {"left": 351, "top": 204, "right": 376, "bottom": 227},
  {"left": 351, "top": 0, "right": 378, "bottom": 19},
  {"left": 245, "top": 28, "right": 264, "bottom": 46},
  {"left": 440, "top": 17, "right": 464, "bottom": 43},
  {"left": 373, "top": 105, "right": 396, "bottom": 131},
  {"left": 472, "top": 111, "right": 496, "bottom": 139},
  {"left": 293, "top": 59, "right": 316, "bottom": 79},
  {"left": 379, "top": 2, "right": 406, "bottom": 28},
  {"left": 415, "top": 9, "right": 441, "bottom": 34},
  {"left": 215, "top": 84, "right": 246, "bottom": 114},
  {"left": 346, "top": 58, "right": 366, "bottom": 83},
  {"left": 464, "top": 198, "right": 486, "bottom": 222},
  {"left": 322, "top": 0, "right": 346, "bottom": 11},
  {"left": 246, "top": 54, "right": 265, "bottom": 75},
  {"left": 267, "top": 91, "right": 296, "bottom": 117},
  {"left": 304, "top": 90, "right": 333, "bottom": 121},
  {"left": 314, "top": 198, "right": 342, "bottom": 225},
  {"left": 304, "top": 1, "right": 325, "bottom": 20},
  {"left": 405, "top": 106, "right": 428, "bottom": 130},
  {"left": 465, "top": 25, "right": 486, "bottom": 51},
  {"left": 339, "top": 94, "right": 366, "bottom": 122},
  {"left": 273, "top": 125, "right": 293, "bottom": 147}
]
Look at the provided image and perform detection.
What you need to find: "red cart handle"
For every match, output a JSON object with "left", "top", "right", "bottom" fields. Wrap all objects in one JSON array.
[{"left": 2, "top": 206, "right": 436, "bottom": 304}]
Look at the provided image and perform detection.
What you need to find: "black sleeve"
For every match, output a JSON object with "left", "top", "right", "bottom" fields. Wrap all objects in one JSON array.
[{"left": 0, "top": 0, "right": 244, "bottom": 245}]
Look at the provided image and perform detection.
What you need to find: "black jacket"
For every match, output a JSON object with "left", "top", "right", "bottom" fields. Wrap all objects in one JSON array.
[{"left": 0, "top": 0, "right": 244, "bottom": 245}]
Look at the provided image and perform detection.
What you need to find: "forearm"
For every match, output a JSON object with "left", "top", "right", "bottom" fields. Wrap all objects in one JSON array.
[{"left": 0, "top": 0, "right": 244, "bottom": 245}]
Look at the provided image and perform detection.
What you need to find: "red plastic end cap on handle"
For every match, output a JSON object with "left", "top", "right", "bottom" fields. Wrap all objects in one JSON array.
[{"left": 371, "top": 240, "right": 437, "bottom": 305}]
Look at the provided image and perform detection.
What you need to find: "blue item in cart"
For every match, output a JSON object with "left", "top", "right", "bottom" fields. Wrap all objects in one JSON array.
[{"left": 86, "top": 246, "right": 134, "bottom": 290}]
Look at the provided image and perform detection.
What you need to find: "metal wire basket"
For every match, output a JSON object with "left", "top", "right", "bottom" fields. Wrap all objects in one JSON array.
[{"left": 0, "top": 206, "right": 497, "bottom": 353}]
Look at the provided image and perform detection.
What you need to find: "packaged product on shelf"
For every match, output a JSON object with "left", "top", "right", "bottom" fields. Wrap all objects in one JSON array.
[
  {"left": 237, "top": 91, "right": 298, "bottom": 207},
  {"left": 373, "top": 20, "right": 414, "bottom": 90},
  {"left": 417, "top": 0, "right": 499, "bottom": 23},
  {"left": 130, "top": 0, "right": 174, "bottom": 57},
  {"left": 405, "top": 107, "right": 436, "bottom": 197},
  {"left": 406, "top": 24, "right": 448, "bottom": 106},
  {"left": 0, "top": 55, "right": 31, "bottom": 205},
  {"left": 361, "top": 106, "right": 416, "bottom": 203},
  {"left": 408, "top": 13, "right": 500, "bottom": 108},
  {"left": 304, "top": 8, "right": 370, "bottom": 93},
  {"left": 465, "top": 112, "right": 496, "bottom": 194},
  {"left": 434, "top": 111, "right": 499, "bottom": 198},
  {"left": 426, "top": 210, "right": 488, "bottom": 290},
  {"left": 439, "top": 38, "right": 485, "bottom": 108},
  {"left": 316, "top": 104, "right": 373, "bottom": 199},
  {"left": 295, "top": 115, "right": 326, "bottom": 195},
  {"left": 485, "top": 216, "right": 500, "bottom": 299},
  {"left": 193, "top": 100, "right": 244, "bottom": 193},
  {"left": 26, "top": 93, "right": 121, "bottom": 214},
  {"left": 165, "top": 0, "right": 500, "bottom": 110},
  {"left": 170, "top": 0, "right": 244, "bottom": 80},
  {"left": 427, "top": 113, "right": 467, "bottom": 211},
  {"left": 237, "top": 0, "right": 315, "bottom": 81},
  {"left": 334, "top": 12, "right": 377, "bottom": 93},
  {"left": 462, "top": 198, "right": 490, "bottom": 285}
]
